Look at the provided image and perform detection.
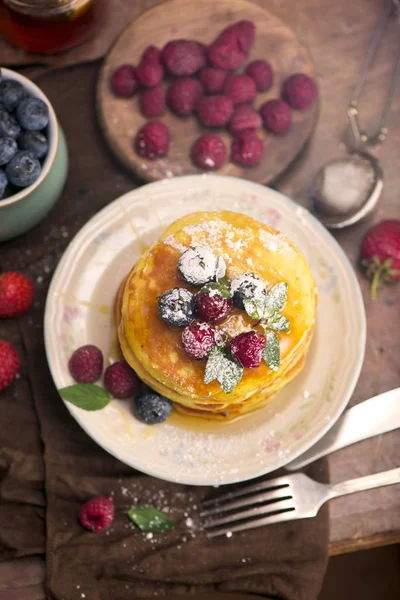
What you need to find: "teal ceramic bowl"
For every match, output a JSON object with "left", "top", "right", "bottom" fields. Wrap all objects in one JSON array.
[{"left": 0, "top": 68, "right": 68, "bottom": 242}]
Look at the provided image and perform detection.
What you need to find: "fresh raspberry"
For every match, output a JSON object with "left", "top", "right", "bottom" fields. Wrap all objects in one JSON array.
[
  {"left": 110, "top": 65, "right": 139, "bottom": 98},
  {"left": 196, "top": 290, "right": 232, "bottom": 322},
  {"left": 224, "top": 20, "right": 256, "bottom": 54},
  {"left": 181, "top": 321, "right": 217, "bottom": 360},
  {"left": 79, "top": 496, "right": 114, "bottom": 532},
  {"left": 135, "top": 121, "right": 170, "bottom": 159},
  {"left": 0, "top": 271, "right": 34, "bottom": 317},
  {"left": 197, "top": 95, "right": 233, "bottom": 127},
  {"left": 162, "top": 40, "right": 207, "bottom": 76},
  {"left": 260, "top": 99, "right": 291, "bottom": 134},
  {"left": 229, "top": 105, "right": 262, "bottom": 135},
  {"left": 230, "top": 331, "right": 266, "bottom": 368},
  {"left": 208, "top": 30, "right": 246, "bottom": 71},
  {"left": 246, "top": 60, "right": 273, "bottom": 92},
  {"left": 135, "top": 61, "right": 164, "bottom": 87},
  {"left": 198, "top": 68, "right": 227, "bottom": 94},
  {"left": 167, "top": 78, "right": 202, "bottom": 116},
  {"left": 141, "top": 45, "right": 161, "bottom": 64},
  {"left": 69, "top": 345, "right": 103, "bottom": 384},
  {"left": 0, "top": 340, "right": 20, "bottom": 392},
  {"left": 360, "top": 219, "right": 400, "bottom": 299},
  {"left": 224, "top": 74, "right": 256, "bottom": 105},
  {"left": 140, "top": 86, "right": 166, "bottom": 118},
  {"left": 104, "top": 360, "right": 141, "bottom": 399},
  {"left": 231, "top": 132, "right": 264, "bottom": 166},
  {"left": 191, "top": 134, "right": 226, "bottom": 170},
  {"left": 282, "top": 73, "right": 317, "bottom": 110}
]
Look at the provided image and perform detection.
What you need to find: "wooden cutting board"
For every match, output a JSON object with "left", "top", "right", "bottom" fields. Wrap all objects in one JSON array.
[{"left": 97, "top": 0, "right": 318, "bottom": 184}]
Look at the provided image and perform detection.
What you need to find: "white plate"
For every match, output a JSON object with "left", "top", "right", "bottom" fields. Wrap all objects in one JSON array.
[{"left": 44, "top": 175, "right": 366, "bottom": 486}]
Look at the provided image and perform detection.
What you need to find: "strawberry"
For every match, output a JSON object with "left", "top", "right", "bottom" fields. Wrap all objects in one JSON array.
[
  {"left": 360, "top": 219, "right": 400, "bottom": 299},
  {"left": 0, "top": 340, "right": 20, "bottom": 392},
  {"left": 0, "top": 271, "right": 34, "bottom": 317}
]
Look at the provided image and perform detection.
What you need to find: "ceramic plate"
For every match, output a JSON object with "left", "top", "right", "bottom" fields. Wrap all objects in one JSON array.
[{"left": 44, "top": 175, "right": 366, "bottom": 486}]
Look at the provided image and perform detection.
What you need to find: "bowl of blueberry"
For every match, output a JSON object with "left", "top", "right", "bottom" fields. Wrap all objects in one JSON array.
[{"left": 0, "top": 67, "right": 68, "bottom": 242}]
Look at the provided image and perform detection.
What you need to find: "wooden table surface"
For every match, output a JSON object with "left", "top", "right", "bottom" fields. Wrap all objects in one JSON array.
[{"left": 0, "top": 0, "right": 399, "bottom": 597}]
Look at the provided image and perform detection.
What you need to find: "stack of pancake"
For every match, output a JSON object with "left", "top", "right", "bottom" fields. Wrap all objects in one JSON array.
[{"left": 116, "top": 211, "right": 317, "bottom": 420}]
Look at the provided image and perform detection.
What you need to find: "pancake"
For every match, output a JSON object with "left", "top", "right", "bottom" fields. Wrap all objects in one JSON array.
[{"left": 117, "top": 211, "right": 317, "bottom": 420}]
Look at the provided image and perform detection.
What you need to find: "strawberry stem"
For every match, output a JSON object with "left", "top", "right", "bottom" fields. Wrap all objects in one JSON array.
[{"left": 370, "top": 268, "right": 382, "bottom": 300}]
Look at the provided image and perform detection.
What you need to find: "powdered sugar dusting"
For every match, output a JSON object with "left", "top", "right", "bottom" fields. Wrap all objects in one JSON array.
[
  {"left": 178, "top": 246, "right": 218, "bottom": 285},
  {"left": 259, "top": 230, "right": 291, "bottom": 254},
  {"left": 163, "top": 235, "right": 187, "bottom": 252}
]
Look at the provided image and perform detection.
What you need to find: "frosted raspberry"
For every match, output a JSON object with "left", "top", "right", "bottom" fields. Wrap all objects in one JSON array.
[
  {"left": 231, "top": 132, "right": 264, "bottom": 166},
  {"left": 229, "top": 105, "right": 262, "bottom": 135},
  {"left": 282, "top": 73, "right": 317, "bottom": 110},
  {"left": 196, "top": 290, "right": 232, "bottom": 322},
  {"left": 79, "top": 496, "right": 114, "bottom": 532},
  {"left": 198, "top": 68, "right": 228, "bottom": 94},
  {"left": 135, "top": 121, "right": 170, "bottom": 159},
  {"left": 246, "top": 60, "right": 273, "bottom": 92},
  {"left": 110, "top": 65, "right": 139, "bottom": 98},
  {"left": 182, "top": 321, "right": 217, "bottom": 360},
  {"left": 224, "top": 74, "right": 256, "bottom": 105},
  {"left": 69, "top": 345, "right": 103, "bottom": 383},
  {"left": 140, "top": 86, "right": 166, "bottom": 118},
  {"left": 162, "top": 40, "right": 206, "bottom": 76},
  {"left": 260, "top": 99, "right": 291, "bottom": 134},
  {"left": 230, "top": 331, "right": 266, "bottom": 368},
  {"left": 197, "top": 95, "right": 233, "bottom": 127},
  {"left": 191, "top": 134, "right": 226, "bottom": 170},
  {"left": 167, "top": 78, "right": 202, "bottom": 116},
  {"left": 104, "top": 361, "right": 141, "bottom": 399}
]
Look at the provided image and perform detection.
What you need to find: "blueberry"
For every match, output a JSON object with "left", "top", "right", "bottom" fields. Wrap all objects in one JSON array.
[
  {"left": 134, "top": 391, "right": 172, "bottom": 424},
  {"left": 0, "top": 137, "right": 18, "bottom": 166},
  {"left": 16, "top": 97, "right": 49, "bottom": 131},
  {"left": 0, "top": 169, "right": 7, "bottom": 200},
  {"left": 0, "top": 80, "right": 25, "bottom": 111},
  {"left": 230, "top": 273, "right": 266, "bottom": 310},
  {"left": 18, "top": 130, "right": 48, "bottom": 159},
  {"left": 6, "top": 151, "right": 41, "bottom": 188},
  {"left": 178, "top": 246, "right": 218, "bottom": 286},
  {"left": 158, "top": 288, "right": 194, "bottom": 327},
  {"left": 0, "top": 110, "right": 21, "bottom": 139}
]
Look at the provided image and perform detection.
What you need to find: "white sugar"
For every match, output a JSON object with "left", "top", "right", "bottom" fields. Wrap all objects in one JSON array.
[
  {"left": 259, "top": 230, "right": 291, "bottom": 254},
  {"left": 163, "top": 235, "right": 187, "bottom": 252}
]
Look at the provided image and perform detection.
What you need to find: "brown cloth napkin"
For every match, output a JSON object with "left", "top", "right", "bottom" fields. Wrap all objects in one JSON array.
[{"left": 0, "top": 64, "right": 328, "bottom": 599}]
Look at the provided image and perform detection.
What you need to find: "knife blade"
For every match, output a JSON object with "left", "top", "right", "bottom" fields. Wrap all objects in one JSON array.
[{"left": 285, "top": 387, "right": 400, "bottom": 471}]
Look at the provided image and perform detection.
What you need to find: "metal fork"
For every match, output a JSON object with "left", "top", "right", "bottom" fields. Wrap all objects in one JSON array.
[{"left": 200, "top": 467, "right": 400, "bottom": 537}]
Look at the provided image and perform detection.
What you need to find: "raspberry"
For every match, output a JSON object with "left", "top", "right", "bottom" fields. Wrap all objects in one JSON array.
[
  {"left": 135, "top": 121, "right": 170, "bottom": 159},
  {"left": 246, "top": 60, "right": 273, "bottom": 92},
  {"left": 69, "top": 345, "right": 103, "bottom": 384},
  {"left": 167, "top": 78, "right": 202, "bottom": 116},
  {"left": 229, "top": 105, "right": 262, "bottom": 135},
  {"left": 197, "top": 95, "right": 233, "bottom": 127},
  {"left": 260, "top": 99, "right": 291, "bottom": 134},
  {"left": 140, "top": 86, "right": 166, "bottom": 118},
  {"left": 191, "top": 134, "right": 226, "bottom": 170},
  {"left": 110, "top": 65, "right": 139, "bottom": 98},
  {"left": 104, "top": 360, "right": 141, "bottom": 399},
  {"left": 181, "top": 321, "right": 217, "bottom": 360},
  {"left": 225, "top": 20, "right": 255, "bottom": 54},
  {"left": 0, "top": 271, "right": 34, "bottom": 317},
  {"left": 141, "top": 45, "right": 161, "bottom": 64},
  {"left": 79, "top": 496, "right": 114, "bottom": 532},
  {"left": 0, "top": 340, "right": 20, "bottom": 392},
  {"left": 162, "top": 40, "right": 207, "bottom": 76},
  {"left": 196, "top": 290, "right": 232, "bottom": 322},
  {"left": 230, "top": 331, "right": 266, "bottom": 368},
  {"left": 282, "top": 73, "right": 317, "bottom": 110},
  {"left": 231, "top": 132, "right": 264, "bottom": 166},
  {"left": 224, "top": 74, "right": 256, "bottom": 105},
  {"left": 135, "top": 61, "right": 164, "bottom": 87},
  {"left": 208, "top": 30, "right": 246, "bottom": 71},
  {"left": 198, "top": 68, "right": 227, "bottom": 94}
]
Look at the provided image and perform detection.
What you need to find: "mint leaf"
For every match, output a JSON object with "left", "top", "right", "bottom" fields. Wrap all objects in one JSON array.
[
  {"left": 59, "top": 384, "right": 110, "bottom": 411},
  {"left": 200, "top": 281, "right": 231, "bottom": 299},
  {"left": 264, "top": 331, "right": 280, "bottom": 371},
  {"left": 264, "top": 282, "right": 288, "bottom": 318},
  {"left": 127, "top": 506, "right": 175, "bottom": 532},
  {"left": 268, "top": 314, "right": 290, "bottom": 332},
  {"left": 204, "top": 346, "right": 243, "bottom": 393},
  {"left": 243, "top": 296, "right": 267, "bottom": 320},
  {"left": 204, "top": 346, "right": 224, "bottom": 384}
]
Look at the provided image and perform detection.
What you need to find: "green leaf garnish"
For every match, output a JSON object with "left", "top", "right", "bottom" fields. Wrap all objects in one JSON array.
[
  {"left": 200, "top": 281, "right": 231, "bottom": 299},
  {"left": 199, "top": 260, "right": 206, "bottom": 269},
  {"left": 243, "top": 296, "right": 267, "bottom": 320},
  {"left": 264, "top": 282, "right": 288, "bottom": 317},
  {"left": 267, "top": 314, "right": 290, "bottom": 332},
  {"left": 263, "top": 331, "right": 280, "bottom": 371},
  {"left": 204, "top": 346, "right": 243, "bottom": 393},
  {"left": 127, "top": 506, "right": 175, "bottom": 532},
  {"left": 59, "top": 384, "right": 110, "bottom": 411}
]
